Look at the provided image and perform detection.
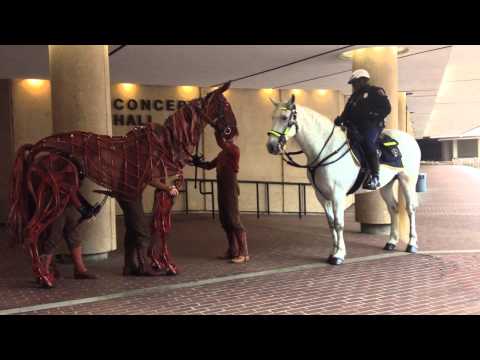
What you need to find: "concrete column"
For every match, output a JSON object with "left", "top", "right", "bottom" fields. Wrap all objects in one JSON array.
[
  {"left": 352, "top": 47, "right": 399, "bottom": 234},
  {"left": 452, "top": 139, "right": 458, "bottom": 159},
  {"left": 49, "top": 45, "right": 116, "bottom": 258},
  {"left": 441, "top": 141, "right": 451, "bottom": 161},
  {"left": 398, "top": 92, "right": 407, "bottom": 132},
  {"left": 0, "top": 80, "right": 14, "bottom": 224},
  {"left": 407, "top": 112, "right": 414, "bottom": 136}
]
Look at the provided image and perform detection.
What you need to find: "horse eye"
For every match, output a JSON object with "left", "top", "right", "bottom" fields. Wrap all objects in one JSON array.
[{"left": 281, "top": 115, "right": 288, "bottom": 121}]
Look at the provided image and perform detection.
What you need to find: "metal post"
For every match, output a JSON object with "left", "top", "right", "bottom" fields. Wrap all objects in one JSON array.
[
  {"left": 256, "top": 182, "right": 260, "bottom": 219},
  {"left": 185, "top": 180, "right": 189, "bottom": 215},
  {"left": 266, "top": 183, "right": 270, "bottom": 216},
  {"left": 303, "top": 184, "right": 307, "bottom": 216},
  {"left": 298, "top": 184, "right": 302, "bottom": 219},
  {"left": 211, "top": 181, "right": 215, "bottom": 219}
]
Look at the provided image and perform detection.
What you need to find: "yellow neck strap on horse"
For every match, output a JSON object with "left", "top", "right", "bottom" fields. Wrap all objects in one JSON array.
[{"left": 383, "top": 141, "right": 397, "bottom": 147}]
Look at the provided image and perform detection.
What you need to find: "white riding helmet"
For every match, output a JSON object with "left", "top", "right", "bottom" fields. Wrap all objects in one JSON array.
[{"left": 348, "top": 69, "right": 370, "bottom": 84}]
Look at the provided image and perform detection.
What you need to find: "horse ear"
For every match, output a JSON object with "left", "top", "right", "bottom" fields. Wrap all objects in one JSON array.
[
  {"left": 289, "top": 94, "right": 295, "bottom": 106},
  {"left": 269, "top": 97, "right": 280, "bottom": 107},
  {"left": 217, "top": 81, "right": 231, "bottom": 93}
]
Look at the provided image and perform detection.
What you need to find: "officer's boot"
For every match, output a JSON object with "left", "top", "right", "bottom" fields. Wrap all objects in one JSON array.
[{"left": 363, "top": 153, "right": 381, "bottom": 190}]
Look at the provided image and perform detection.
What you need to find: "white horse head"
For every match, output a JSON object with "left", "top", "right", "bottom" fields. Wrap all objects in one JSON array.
[{"left": 266, "top": 95, "right": 297, "bottom": 155}]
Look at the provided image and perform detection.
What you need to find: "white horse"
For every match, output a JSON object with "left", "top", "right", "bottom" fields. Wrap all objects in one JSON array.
[{"left": 266, "top": 95, "right": 421, "bottom": 265}]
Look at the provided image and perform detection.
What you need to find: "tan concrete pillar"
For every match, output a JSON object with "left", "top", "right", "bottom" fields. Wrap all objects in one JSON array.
[
  {"left": 397, "top": 92, "right": 409, "bottom": 246},
  {"left": 398, "top": 92, "right": 407, "bottom": 132},
  {"left": 49, "top": 45, "right": 116, "bottom": 258},
  {"left": 0, "top": 80, "right": 14, "bottom": 224},
  {"left": 0, "top": 79, "right": 53, "bottom": 224},
  {"left": 441, "top": 141, "right": 451, "bottom": 161},
  {"left": 352, "top": 47, "right": 399, "bottom": 234},
  {"left": 407, "top": 112, "right": 414, "bottom": 136}
]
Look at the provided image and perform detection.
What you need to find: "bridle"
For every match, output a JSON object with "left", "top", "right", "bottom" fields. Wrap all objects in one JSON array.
[
  {"left": 191, "top": 92, "right": 235, "bottom": 187},
  {"left": 195, "top": 94, "right": 231, "bottom": 136},
  {"left": 267, "top": 104, "right": 298, "bottom": 149}
]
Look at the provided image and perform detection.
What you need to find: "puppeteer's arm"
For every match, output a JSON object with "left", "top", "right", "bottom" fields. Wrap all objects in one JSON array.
[
  {"left": 195, "top": 156, "right": 218, "bottom": 170},
  {"left": 150, "top": 178, "right": 171, "bottom": 191}
]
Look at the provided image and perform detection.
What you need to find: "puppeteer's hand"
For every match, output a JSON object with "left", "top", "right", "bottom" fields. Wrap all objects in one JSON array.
[
  {"left": 190, "top": 154, "right": 206, "bottom": 167},
  {"left": 169, "top": 186, "right": 179, "bottom": 197}
]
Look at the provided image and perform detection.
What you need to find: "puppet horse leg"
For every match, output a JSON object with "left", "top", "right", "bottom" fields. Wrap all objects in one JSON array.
[{"left": 150, "top": 193, "right": 177, "bottom": 275}]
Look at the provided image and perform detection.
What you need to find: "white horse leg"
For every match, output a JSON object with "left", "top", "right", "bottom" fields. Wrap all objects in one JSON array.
[
  {"left": 324, "top": 200, "right": 339, "bottom": 259},
  {"left": 379, "top": 178, "right": 400, "bottom": 251},
  {"left": 314, "top": 193, "right": 339, "bottom": 261},
  {"left": 328, "top": 195, "right": 346, "bottom": 265},
  {"left": 398, "top": 173, "right": 418, "bottom": 253}
]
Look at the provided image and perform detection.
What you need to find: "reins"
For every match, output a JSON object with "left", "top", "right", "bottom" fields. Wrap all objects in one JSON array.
[{"left": 268, "top": 106, "right": 353, "bottom": 199}]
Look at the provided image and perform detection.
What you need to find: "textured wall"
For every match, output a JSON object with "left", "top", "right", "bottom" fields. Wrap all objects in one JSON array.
[
  {"left": 458, "top": 139, "right": 478, "bottom": 158},
  {"left": 110, "top": 84, "right": 202, "bottom": 214},
  {"left": 201, "top": 87, "right": 284, "bottom": 213},
  {"left": 4, "top": 80, "right": 355, "bottom": 218}
]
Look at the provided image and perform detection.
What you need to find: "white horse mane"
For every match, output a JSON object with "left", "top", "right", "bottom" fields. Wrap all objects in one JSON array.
[{"left": 289, "top": 104, "right": 348, "bottom": 159}]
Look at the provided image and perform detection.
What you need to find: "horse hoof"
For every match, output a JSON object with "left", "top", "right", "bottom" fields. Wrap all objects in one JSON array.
[
  {"left": 39, "top": 276, "right": 55, "bottom": 289},
  {"left": 406, "top": 245, "right": 418, "bottom": 254},
  {"left": 166, "top": 265, "right": 178, "bottom": 276},
  {"left": 327, "top": 255, "right": 344, "bottom": 266},
  {"left": 384, "top": 243, "right": 396, "bottom": 251}
]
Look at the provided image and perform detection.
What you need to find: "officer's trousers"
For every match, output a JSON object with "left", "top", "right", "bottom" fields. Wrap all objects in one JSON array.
[{"left": 359, "top": 127, "right": 382, "bottom": 175}]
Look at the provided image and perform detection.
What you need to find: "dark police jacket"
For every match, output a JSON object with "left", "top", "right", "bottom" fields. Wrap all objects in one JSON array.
[{"left": 340, "top": 85, "right": 391, "bottom": 132}]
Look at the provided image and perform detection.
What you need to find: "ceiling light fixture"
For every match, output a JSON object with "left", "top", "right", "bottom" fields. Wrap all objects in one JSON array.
[
  {"left": 25, "top": 79, "right": 45, "bottom": 87},
  {"left": 339, "top": 47, "right": 409, "bottom": 60}
]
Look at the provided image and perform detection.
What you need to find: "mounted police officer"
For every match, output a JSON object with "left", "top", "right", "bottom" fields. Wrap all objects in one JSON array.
[{"left": 334, "top": 69, "right": 391, "bottom": 190}]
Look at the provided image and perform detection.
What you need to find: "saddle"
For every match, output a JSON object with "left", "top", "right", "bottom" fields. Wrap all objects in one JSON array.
[{"left": 347, "top": 131, "right": 403, "bottom": 195}]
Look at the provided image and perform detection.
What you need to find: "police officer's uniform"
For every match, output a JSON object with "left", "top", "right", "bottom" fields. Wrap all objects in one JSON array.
[{"left": 336, "top": 73, "right": 391, "bottom": 189}]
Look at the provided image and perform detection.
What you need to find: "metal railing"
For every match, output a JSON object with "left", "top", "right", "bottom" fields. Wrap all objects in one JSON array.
[{"left": 178, "top": 178, "right": 311, "bottom": 219}]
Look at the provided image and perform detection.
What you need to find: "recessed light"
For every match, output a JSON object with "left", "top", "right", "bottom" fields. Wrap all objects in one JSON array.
[{"left": 339, "top": 47, "right": 409, "bottom": 60}]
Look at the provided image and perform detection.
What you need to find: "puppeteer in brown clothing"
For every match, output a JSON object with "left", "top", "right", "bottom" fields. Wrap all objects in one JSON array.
[{"left": 195, "top": 132, "right": 249, "bottom": 263}]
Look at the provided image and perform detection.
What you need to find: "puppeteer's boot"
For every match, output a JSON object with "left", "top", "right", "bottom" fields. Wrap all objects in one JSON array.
[
  {"left": 71, "top": 246, "right": 98, "bottom": 279},
  {"left": 123, "top": 242, "right": 140, "bottom": 276},
  {"left": 218, "top": 231, "right": 239, "bottom": 260},
  {"left": 231, "top": 230, "right": 250, "bottom": 264},
  {"left": 133, "top": 246, "right": 162, "bottom": 276}
]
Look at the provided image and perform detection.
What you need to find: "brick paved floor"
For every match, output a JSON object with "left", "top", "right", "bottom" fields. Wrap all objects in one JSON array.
[{"left": 2, "top": 165, "right": 480, "bottom": 315}]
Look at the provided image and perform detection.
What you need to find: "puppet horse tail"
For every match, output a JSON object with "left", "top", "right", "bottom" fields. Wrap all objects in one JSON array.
[{"left": 7, "top": 144, "right": 34, "bottom": 246}]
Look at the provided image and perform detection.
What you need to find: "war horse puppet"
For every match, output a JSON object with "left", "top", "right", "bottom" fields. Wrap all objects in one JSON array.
[{"left": 8, "top": 82, "right": 237, "bottom": 288}]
